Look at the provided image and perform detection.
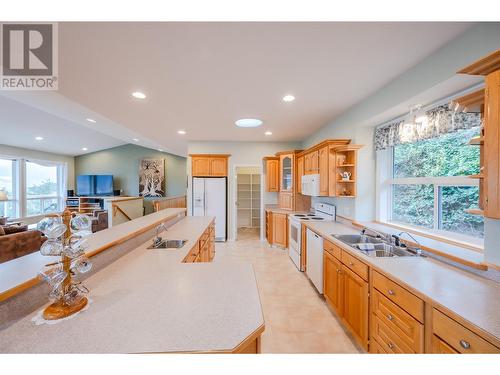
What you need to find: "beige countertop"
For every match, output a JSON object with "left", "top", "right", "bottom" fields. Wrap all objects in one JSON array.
[
  {"left": 304, "top": 220, "right": 500, "bottom": 343},
  {"left": 0, "top": 208, "right": 187, "bottom": 300},
  {"left": 264, "top": 204, "right": 310, "bottom": 215},
  {"left": 0, "top": 216, "right": 264, "bottom": 353}
]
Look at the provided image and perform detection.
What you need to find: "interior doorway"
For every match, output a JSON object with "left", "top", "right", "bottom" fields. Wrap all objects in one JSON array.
[{"left": 235, "top": 166, "right": 261, "bottom": 241}]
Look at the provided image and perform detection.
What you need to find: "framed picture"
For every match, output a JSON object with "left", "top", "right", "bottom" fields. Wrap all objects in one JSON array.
[{"left": 139, "top": 158, "right": 165, "bottom": 197}]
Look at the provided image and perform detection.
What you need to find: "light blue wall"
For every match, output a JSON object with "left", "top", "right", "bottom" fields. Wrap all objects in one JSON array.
[{"left": 75, "top": 144, "right": 187, "bottom": 197}]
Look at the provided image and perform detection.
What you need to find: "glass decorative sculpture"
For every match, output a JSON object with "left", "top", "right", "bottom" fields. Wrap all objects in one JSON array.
[{"left": 37, "top": 209, "right": 93, "bottom": 320}]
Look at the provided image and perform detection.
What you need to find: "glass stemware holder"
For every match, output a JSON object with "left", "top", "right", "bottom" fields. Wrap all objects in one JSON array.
[{"left": 37, "top": 209, "right": 93, "bottom": 320}]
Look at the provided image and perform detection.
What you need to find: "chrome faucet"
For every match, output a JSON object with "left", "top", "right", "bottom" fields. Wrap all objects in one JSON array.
[
  {"left": 361, "top": 227, "right": 391, "bottom": 242},
  {"left": 394, "top": 231, "right": 423, "bottom": 256},
  {"left": 153, "top": 223, "right": 169, "bottom": 246}
]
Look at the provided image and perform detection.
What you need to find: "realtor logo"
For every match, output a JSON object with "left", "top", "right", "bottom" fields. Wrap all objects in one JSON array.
[{"left": 1, "top": 23, "right": 58, "bottom": 90}]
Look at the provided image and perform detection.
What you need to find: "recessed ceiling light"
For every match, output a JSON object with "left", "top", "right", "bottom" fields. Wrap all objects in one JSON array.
[
  {"left": 35, "top": 136, "right": 44, "bottom": 141},
  {"left": 86, "top": 118, "right": 96, "bottom": 123},
  {"left": 132, "top": 91, "right": 146, "bottom": 99},
  {"left": 265, "top": 131, "right": 273, "bottom": 136},
  {"left": 235, "top": 119, "right": 263, "bottom": 128},
  {"left": 158, "top": 149, "right": 163, "bottom": 152},
  {"left": 177, "top": 130, "right": 186, "bottom": 135},
  {"left": 133, "top": 138, "right": 139, "bottom": 142},
  {"left": 283, "top": 95, "right": 295, "bottom": 102},
  {"left": 82, "top": 147, "right": 88, "bottom": 151}
]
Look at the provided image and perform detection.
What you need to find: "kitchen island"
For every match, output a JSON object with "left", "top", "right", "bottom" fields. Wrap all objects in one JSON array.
[{"left": 0, "top": 215, "right": 264, "bottom": 353}]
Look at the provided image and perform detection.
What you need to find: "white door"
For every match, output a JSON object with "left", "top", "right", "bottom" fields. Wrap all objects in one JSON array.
[
  {"left": 192, "top": 177, "right": 205, "bottom": 216},
  {"left": 205, "top": 178, "right": 226, "bottom": 241},
  {"left": 306, "top": 228, "right": 324, "bottom": 294}
]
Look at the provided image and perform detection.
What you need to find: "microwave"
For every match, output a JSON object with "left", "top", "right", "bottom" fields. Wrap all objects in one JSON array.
[{"left": 301, "top": 174, "right": 320, "bottom": 196}]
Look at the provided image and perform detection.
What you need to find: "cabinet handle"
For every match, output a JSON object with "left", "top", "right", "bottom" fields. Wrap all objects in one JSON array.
[
  {"left": 388, "top": 342, "right": 394, "bottom": 349},
  {"left": 349, "top": 261, "right": 354, "bottom": 266},
  {"left": 388, "top": 289, "right": 395, "bottom": 296},
  {"left": 459, "top": 340, "right": 471, "bottom": 349},
  {"left": 337, "top": 269, "right": 342, "bottom": 274},
  {"left": 387, "top": 314, "right": 394, "bottom": 321}
]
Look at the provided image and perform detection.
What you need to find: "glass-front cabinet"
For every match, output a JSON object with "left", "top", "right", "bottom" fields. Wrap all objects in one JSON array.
[{"left": 280, "top": 154, "right": 293, "bottom": 192}]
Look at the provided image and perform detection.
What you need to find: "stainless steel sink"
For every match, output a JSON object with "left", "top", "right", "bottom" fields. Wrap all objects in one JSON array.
[
  {"left": 147, "top": 239, "right": 187, "bottom": 249},
  {"left": 332, "top": 234, "right": 384, "bottom": 245},
  {"left": 332, "top": 234, "right": 415, "bottom": 257}
]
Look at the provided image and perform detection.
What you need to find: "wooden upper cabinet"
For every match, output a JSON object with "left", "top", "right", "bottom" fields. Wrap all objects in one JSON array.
[
  {"left": 318, "top": 146, "right": 329, "bottom": 196},
  {"left": 484, "top": 70, "right": 500, "bottom": 218},
  {"left": 265, "top": 157, "right": 279, "bottom": 192},
  {"left": 297, "top": 156, "right": 304, "bottom": 194},
  {"left": 310, "top": 150, "right": 319, "bottom": 173},
  {"left": 458, "top": 50, "right": 500, "bottom": 219},
  {"left": 191, "top": 156, "right": 210, "bottom": 176},
  {"left": 210, "top": 157, "right": 228, "bottom": 176},
  {"left": 279, "top": 154, "right": 294, "bottom": 192},
  {"left": 190, "top": 154, "right": 230, "bottom": 177}
]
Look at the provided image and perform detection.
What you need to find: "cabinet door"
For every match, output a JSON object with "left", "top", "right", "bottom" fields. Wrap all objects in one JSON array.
[
  {"left": 279, "top": 154, "right": 293, "bottom": 192},
  {"left": 310, "top": 150, "right": 319, "bottom": 172},
  {"left": 266, "top": 159, "right": 279, "bottom": 192},
  {"left": 279, "top": 192, "right": 293, "bottom": 210},
  {"left": 210, "top": 157, "right": 227, "bottom": 176},
  {"left": 485, "top": 70, "right": 500, "bottom": 218},
  {"left": 192, "top": 157, "right": 210, "bottom": 176},
  {"left": 342, "top": 264, "right": 369, "bottom": 349},
  {"left": 297, "top": 156, "right": 304, "bottom": 193},
  {"left": 319, "top": 146, "right": 329, "bottom": 196},
  {"left": 304, "top": 153, "right": 311, "bottom": 174},
  {"left": 324, "top": 250, "right": 343, "bottom": 315},
  {"left": 272, "top": 213, "right": 288, "bottom": 247},
  {"left": 431, "top": 335, "right": 459, "bottom": 354}
]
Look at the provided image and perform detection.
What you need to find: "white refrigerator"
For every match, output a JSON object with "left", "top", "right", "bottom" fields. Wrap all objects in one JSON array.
[{"left": 192, "top": 177, "right": 227, "bottom": 241}]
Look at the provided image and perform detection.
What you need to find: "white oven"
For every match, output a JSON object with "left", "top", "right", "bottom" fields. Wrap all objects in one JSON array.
[{"left": 288, "top": 216, "right": 302, "bottom": 271}]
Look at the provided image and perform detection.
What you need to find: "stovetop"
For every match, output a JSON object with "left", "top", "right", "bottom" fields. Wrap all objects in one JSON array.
[{"left": 292, "top": 213, "right": 326, "bottom": 221}]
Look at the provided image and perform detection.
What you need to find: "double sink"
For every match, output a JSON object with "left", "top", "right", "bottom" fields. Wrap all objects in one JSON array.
[{"left": 332, "top": 234, "right": 418, "bottom": 258}]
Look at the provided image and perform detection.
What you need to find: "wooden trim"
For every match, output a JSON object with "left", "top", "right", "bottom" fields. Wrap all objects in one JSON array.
[
  {"left": 374, "top": 220, "right": 483, "bottom": 252},
  {"left": 262, "top": 156, "right": 279, "bottom": 161},
  {"left": 106, "top": 197, "right": 142, "bottom": 203},
  {"left": 453, "top": 89, "right": 485, "bottom": 109},
  {"left": 0, "top": 209, "right": 187, "bottom": 303},
  {"left": 296, "top": 139, "right": 351, "bottom": 157},
  {"left": 112, "top": 204, "right": 132, "bottom": 221},
  {"left": 188, "top": 154, "right": 231, "bottom": 157},
  {"left": 457, "top": 50, "right": 500, "bottom": 76}
]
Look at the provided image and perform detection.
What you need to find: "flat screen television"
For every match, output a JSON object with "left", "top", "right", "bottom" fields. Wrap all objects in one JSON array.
[{"left": 76, "top": 175, "right": 114, "bottom": 196}]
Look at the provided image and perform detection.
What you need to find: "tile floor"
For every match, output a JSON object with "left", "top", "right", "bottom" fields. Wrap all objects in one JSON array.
[{"left": 215, "top": 229, "right": 361, "bottom": 353}]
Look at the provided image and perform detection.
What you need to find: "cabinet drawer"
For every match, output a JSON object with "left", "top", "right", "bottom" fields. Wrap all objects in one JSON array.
[
  {"left": 324, "top": 240, "right": 341, "bottom": 260},
  {"left": 432, "top": 309, "right": 499, "bottom": 353},
  {"left": 372, "top": 271, "right": 424, "bottom": 322},
  {"left": 432, "top": 335, "right": 459, "bottom": 354},
  {"left": 369, "top": 339, "right": 389, "bottom": 354},
  {"left": 371, "top": 289, "right": 424, "bottom": 353},
  {"left": 341, "top": 250, "right": 368, "bottom": 281},
  {"left": 371, "top": 315, "right": 414, "bottom": 354}
]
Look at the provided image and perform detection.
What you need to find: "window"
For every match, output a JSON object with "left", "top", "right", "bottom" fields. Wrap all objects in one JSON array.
[
  {"left": 0, "top": 157, "right": 66, "bottom": 220},
  {"left": 0, "top": 158, "right": 18, "bottom": 218},
  {"left": 382, "top": 127, "right": 483, "bottom": 239},
  {"left": 26, "top": 161, "right": 61, "bottom": 216}
]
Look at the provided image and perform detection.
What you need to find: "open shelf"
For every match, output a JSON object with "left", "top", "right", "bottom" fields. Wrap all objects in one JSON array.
[
  {"left": 468, "top": 174, "right": 484, "bottom": 179},
  {"left": 337, "top": 180, "right": 355, "bottom": 183},
  {"left": 469, "top": 136, "right": 484, "bottom": 146},
  {"left": 337, "top": 163, "right": 355, "bottom": 167}
]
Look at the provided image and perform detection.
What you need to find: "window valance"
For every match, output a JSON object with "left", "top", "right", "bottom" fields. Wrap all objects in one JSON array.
[{"left": 374, "top": 105, "right": 482, "bottom": 151}]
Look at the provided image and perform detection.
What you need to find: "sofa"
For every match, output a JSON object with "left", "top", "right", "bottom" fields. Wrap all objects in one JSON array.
[{"left": 0, "top": 225, "right": 47, "bottom": 264}]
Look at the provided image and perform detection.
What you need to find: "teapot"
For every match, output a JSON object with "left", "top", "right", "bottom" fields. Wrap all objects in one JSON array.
[{"left": 340, "top": 171, "right": 352, "bottom": 181}]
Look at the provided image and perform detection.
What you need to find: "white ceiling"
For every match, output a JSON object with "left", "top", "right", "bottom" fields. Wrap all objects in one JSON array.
[
  {"left": 0, "top": 95, "right": 125, "bottom": 156},
  {"left": 1, "top": 22, "right": 474, "bottom": 156}
]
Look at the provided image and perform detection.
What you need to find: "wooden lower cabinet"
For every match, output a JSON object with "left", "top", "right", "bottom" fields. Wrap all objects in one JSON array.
[
  {"left": 323, "top": 250, "right": 343, "bottom": 314},
  {"left": 323, "top": 242, "right": 369, "bottom": 350},
  {"left": 272, "top": 213, "right": 288, "bottom": 248},
  {"left": 183, "top": 223, "right": 215, "bottom": 263},
  {"left": 432, "top": 335, "right": 459, "bottom": 354},
  {"left": 265, "top": 211, "right": 287, "bottom": 248},
  {"left": 342, "top": 265, "right": 369, "bottom": 349}
]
